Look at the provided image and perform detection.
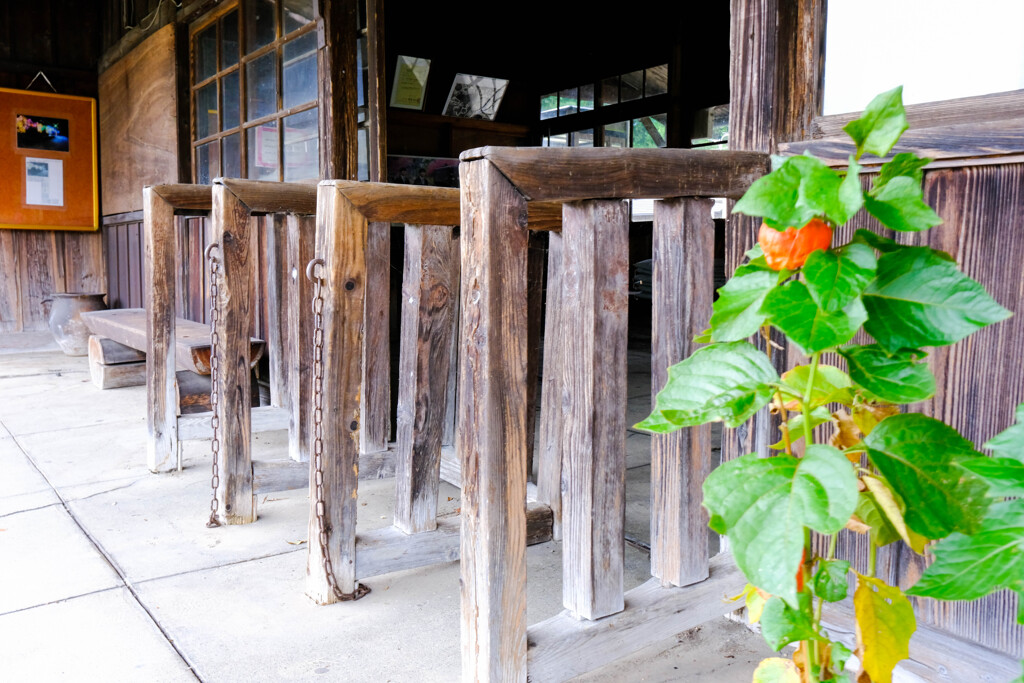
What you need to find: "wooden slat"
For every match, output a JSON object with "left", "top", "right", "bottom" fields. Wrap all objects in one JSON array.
[
  {"left": 175, "top": 370, "right": 214, "bottom": 415},
  {"left": 536, "top": 230, "right": 565, "bottom": 540},
  {"left": 394, "top": 224, "right": 457, "bottom": 534},
  {"left": 63, "top": 232, "right": 105, "bottom": 298},
  {"left": 306, "top": 181, "right": 365, "bottom": 603},
  {"left": 650, "top": 198, "right": 714, "bottom": 587},
  {"left": 127, "top": 223, "right": 143, "bottom": 309},
  {"left": 367, "top": 0, "right": 387, "bottom": 183},
  {"left": 177, "top": 406, "right": 291, "bottom": 441},
  {"left": 264, "top": 215, "right": 289, "bottom": 408},
  {"left": 286, "top": 214, "right": 315, "bottom": 463},
  {"left": 527, "top": 201, "right": 563, "bottom": 232},
  {"left": 332, "top": 181, "right": 461, "bottom": 225},
  {"left": 89, "top": 359, "right": 147, "bottom": 389},
  {"left": 526, "top": 553, "right": 746, "bottom": 682},
  {"left": 458, "top": 147, "right": 770, "bottom": 202},
  {"left": 560, "top": 200, "right": 629, "bottom": 621},
  {"left": 457, "top": 158, "right": 530, "bottom": 681},
  {"left": 18, "top": 231, "right": 61, "bottom": 331},
  {"left": 89, "top": 335, "right": 146, "bottom": 365},
  {"left": 216, "top": 178, "right": 318, "bottom": 216},
  {"left": 361, "top": 220, "right": 391, "bottom": 454},
  {"left": 0, "top": 230, "right": 22, "bottom": 333},
  {"left": 210, "top": 183, "right": 257, "bottom": 525},
  {"left": 150, "top": 184, "right": 212, "bottom": 214},
  {"left": 441, "top": 231, "right": 461, "bottom": 448}
]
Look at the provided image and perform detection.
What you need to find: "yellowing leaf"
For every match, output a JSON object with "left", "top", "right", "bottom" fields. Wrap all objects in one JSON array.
[
  {"left": 846, "top": 514, "right": 871, "bottom": 534},
  {"left": 861, "top": 476, "right": 926, "bottom": 552},
  {"left": 854, "top": 574, "right": 916, "bottom": 683},
  {"left": 752, "top": 657, "right": 802, "bottom": 683},
  {"left": 852, "top": 402, "right": 900, "bottom": 437},
  {"left": 747, "top": 586, "right": 770, "bottom": 624},
  {"left": 830, "top": 409, "right": 863, "bottom": 451}
]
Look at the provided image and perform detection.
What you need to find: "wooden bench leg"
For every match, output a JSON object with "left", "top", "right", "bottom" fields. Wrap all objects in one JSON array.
[
  {"left": 650, "top": 198, "right": 714, "bottom": 587},
  {"left": 394, "top": 224, "right": 457, "bottom": 534},
  {"left": 536, "top": 230, "right": 564, "bottom": 540},
  {"left": 458, "top": 158, "right": 529, "bottom": 681},
  {"left": 560, "top": 200, "right": 629, "bottom": 621}
]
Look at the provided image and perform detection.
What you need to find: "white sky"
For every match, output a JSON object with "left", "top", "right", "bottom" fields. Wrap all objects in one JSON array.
[{"left": 823, "top": 0, "right": 1024, "bottom": 114}]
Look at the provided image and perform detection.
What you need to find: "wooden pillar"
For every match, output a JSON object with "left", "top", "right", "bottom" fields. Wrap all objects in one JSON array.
[
  {"left": 316, "top": 0, "right": 358, "bottom": 180},
  {"left": 306, "top": 183, "right": 365, "bottom": 602},
  {"left": 210, "top": 184, "right": 256, "bottom": 525},
  {"left": 536, "top": 230, "right": 564, "bottom": 539},
  {"left": 367, "top": 0, "right": 387, "bottom": 182},
  {"left": 458, "top": 159, "right": 529, "bottom": 681},
  {"left": 394, "top": 224, "right": 457, "bottom": 534},
  {"left": 265, "top": 215, "right": 290, "bottom": 408},
  {"left": 361, "top": 221, "right": 391, "bottom": 453},
  {"left": 650, "top": 198, "right": 714, "bottom": 587},
  {"left": 287, "top": 215, "right": 316, "bottom": 462},
  {"left": 143, "top": 187, "right": 179, "bottom": 473},
  {"left": 441, "top": 231, "right": 461, "bottom": 448},
  {"left": 560, "top": 200, "right": 629, "bottom": 621}
]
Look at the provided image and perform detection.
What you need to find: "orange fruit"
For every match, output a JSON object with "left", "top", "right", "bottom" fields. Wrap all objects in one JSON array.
[{"left": 758, "top": 218, "right": 833, "bottom": 271}]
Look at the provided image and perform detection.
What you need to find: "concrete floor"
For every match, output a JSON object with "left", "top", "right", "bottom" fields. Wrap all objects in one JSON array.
[{"left": 0, "top": 333, "right": 775, "bottom": 682}]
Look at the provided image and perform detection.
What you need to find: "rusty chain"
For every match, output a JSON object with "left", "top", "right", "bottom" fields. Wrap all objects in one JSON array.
[
  {"left": 205, "top": 243, "right": 222, "bottom": 528},
  {"left": 306, "top": 257, "right": 370, "bottom": 602}
]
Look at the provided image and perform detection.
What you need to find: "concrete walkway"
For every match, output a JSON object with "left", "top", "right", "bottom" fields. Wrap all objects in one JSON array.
[{"left": 0, "top": 338, "right": 774, "bottom": 682}]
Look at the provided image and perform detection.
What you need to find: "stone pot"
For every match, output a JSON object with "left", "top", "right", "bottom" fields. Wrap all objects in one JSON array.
[{"left": 42, "top": 292, "right": 107, "bottom": 356}]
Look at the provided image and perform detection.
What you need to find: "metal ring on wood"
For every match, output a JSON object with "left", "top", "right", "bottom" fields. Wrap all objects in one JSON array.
[
  {"left": 204, "top": 242, "right": 221, "bottom": 261},
  {"left": 305, "top": 257, "right": 325, "bottom": 282}
]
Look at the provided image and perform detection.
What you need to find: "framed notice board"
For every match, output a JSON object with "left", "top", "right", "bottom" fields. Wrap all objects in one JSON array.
[{"left": 0, "top": 87, "right": 98, "bottom": 231}]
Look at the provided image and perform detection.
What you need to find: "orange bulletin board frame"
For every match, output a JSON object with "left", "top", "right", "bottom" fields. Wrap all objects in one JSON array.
[{"left": 0, "top": 88, "right": 98, "bottom": 231}]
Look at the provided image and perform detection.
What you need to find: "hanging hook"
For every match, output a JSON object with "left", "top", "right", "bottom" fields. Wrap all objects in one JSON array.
[
  {"left": 204, "top": 243, "right": 222, "bottom": 261},
  {"left": 305, "top": 257, "right": 325, "bottom": 282},
  {"left": 25, "top": 71, "right": 57, "bottom": 93}
]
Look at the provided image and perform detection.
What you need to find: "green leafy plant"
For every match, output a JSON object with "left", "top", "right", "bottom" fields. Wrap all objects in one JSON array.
[{"left": 638, "top": 86, "right": 1023, "bottom": 682}]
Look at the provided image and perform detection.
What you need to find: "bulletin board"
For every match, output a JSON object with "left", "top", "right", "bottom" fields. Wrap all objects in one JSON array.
[{"left": 0, "top": 87, "right": 99, "bottom": 231}]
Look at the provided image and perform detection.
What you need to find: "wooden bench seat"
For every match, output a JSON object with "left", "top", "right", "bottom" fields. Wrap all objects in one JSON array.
[{"left": 81, "top": 307, "right": 265, "bottom": 375}]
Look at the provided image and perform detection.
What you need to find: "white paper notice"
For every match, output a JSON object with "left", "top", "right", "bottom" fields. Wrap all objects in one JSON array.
[{"left": 25, "top": 157, "right": 64, "bottom": 207}]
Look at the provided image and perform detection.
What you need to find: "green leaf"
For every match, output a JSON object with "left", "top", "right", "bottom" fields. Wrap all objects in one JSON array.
[
  {"left": 760, "top": 596, "right": 821, "bottom": 650},
  {"left": 692, "top": 328, "right": 713, "bottom": 344},
  {"left": 779, "top": 364, "right": 854, "bottom": 409},
  {"left": 864, "top": 176, "right": 943, "bottom": 232},
  {"left": 862, "top": 247, "right": 1013, "bottom": 353},
  {"left": 770, "top": 407, "right": 832, "bottom": 450},
  {"left": 837, "top": 156, "right": 864, "bottom": 224},
  {"left": 752, "top": 658, "right": 802, "bottom": 683},
  {"left": 856, "top": 491, "right": 902, "bottom": 547},
  {"left": 803, "top": 243, "right": 877, "bottom": 313},
  {"left": 702, "top": 446, "right": 858, "bottom": 604},
  {"left": 709, "top": 266, "right": 777, "bottom": 342},
  {"left": 851, "top": 228, "right": 903, "bottom": 253},
  {"left": 838, "top": 344, "right": 935, "bottom": 404},
  {"left": 813, "top": 559, "right": 850, "bottom": 603},
  {"left": 854, "top": 573, "right": 916, "bottom": 683},
  {"left": 984, "top": 403, "right": 1024, "bottom": 461},
  {"left": 874, "top": 152, "right": 932, "bottom": 191},
  {"left": 637, "top": 341, "right": 779, "bottom": 432},
  {"left": 843, "top": 86, "right": 908, "bottom": 159},
  {"left": 960, "top": 457, "right": 1024, "bottom": 498},
  {"left": 864, "top": 413, "right": 990, "bottom": 538},
  {"left": 907, "top": 499, "right": 1024, "bottom": 601},
  {"left": 764, "top": 281, "right": 866, "bottom": 354},
  {"left": 733, "top": 155, "right": 861, "bottom": 228},
  {"left": 830, "top": 640, "right": 854, "bottom": 676}
]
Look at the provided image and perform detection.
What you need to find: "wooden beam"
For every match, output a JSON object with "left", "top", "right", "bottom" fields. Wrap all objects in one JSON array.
[
  {"left": 334, "top": 181, "right": 461, "bottom": 225},
  {"left": 458, "top": 147, "right": 770, "bottom": 202},
  {"left": 536, "top": 230, "right": 565, "bottom": 540},
  {"left": 560, "top": 200, "right": 629, "bottom": 621},
  {"left": 149, "top": 184, "right": 212, "bottom": 214},
  {"left": 458, "top": 158, "right": 530, "bottom": 681},
  {"left": 394, "top": 224, "right": 457, "bottom": 534},
  {"left": 650, "top": 198, "right": 714, "bottom": 587},
  {"left": 526, "top": 553, "right": 746, "bottom": 682},
  {"left": 215, "top": 178, "right": 318, "bottom": 215}
]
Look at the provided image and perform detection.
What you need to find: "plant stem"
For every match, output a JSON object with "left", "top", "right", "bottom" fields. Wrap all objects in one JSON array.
[
  {"left": 868, "top": 542, "right": 878, "bottom": 579},
  {"left": 801, "top": 352, "right": 822, "bottom": 449}
]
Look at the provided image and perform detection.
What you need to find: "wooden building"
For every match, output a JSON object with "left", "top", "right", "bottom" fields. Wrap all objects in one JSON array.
[{"left": 1, "top": 0, "right": 1021, "bottom": 676}]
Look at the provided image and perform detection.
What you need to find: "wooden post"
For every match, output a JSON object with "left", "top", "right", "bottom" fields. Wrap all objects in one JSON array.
[
  {"left": 143, "top": 187, "right": 179, "bottom": 473},
  {"left": 361, "top": 221, "right": 391, "bottom": 454},
  {"left": 394, "top": 224, "right": 457, "bottom": 534},
  {"left": 650, "top": 198, "right": 714, "bottom": 587},
  {"left": 525, "top": 231, "right": 546, "bottom": 482},
  {"left": 265, "top": 214, "right": 290, "bottom": 408},
  {"left": 441, "top": 230, "right": 461, "bottom": 448},
  {"left": 458, "top": 159, "right": 529, "bottom": 681},
  {"left": 210, "top": 184, "right": 256, "bottom": 525},
  {"left": 287, "top": 214, "right": 316, "bottom": 463},
  {"left": 306, "top": 182, "right": 365, "bottom": 603},
  {"left": 560, "top": 200, "right": 629, "bottom": 621},
  {"left": 536, "top": 230, "right": 564, "bottom": 539}
]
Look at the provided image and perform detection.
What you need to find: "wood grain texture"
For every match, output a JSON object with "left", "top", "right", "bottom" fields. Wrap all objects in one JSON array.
[
  {"left": 457, "top": 158, "right": 530, "bottom": 681},
  {"left": 264, "top": 215, "right": 289, "bottom": 408},
  {"left": 560, "top": 200, "right": 629, "bottom": 621},
  {"left": 286, "top": 214, "right": 316, "bottom": 463},
  {"left": 650, "top": 198, "right": 714, "bottom": 587},
  {"left": 0, "top": 231, "right": 21, "bottom": 332},
  {"left": 175, "top": 370, "right": 214, "bottom": 414},
  {"left": 459, "top": 147, "right": 770, "bottom": 202},
  {"left": 394, "top": 224, "right": 456, "bottom": 534},
  {"left": 89, "top": 335, "right": 146, "bottom": 365},
  {"left": 150, "top": 184, "right": 212, "bottom": 214},
  {"left": 442, "top": 231, "right": 461, "bottom": 448},
  {"left": 524, "top": 231, "right": 546, "bottom": 483},
  {"left": 210, "top": 184, "right": 256, "bottom": 525},
  {"left": 331, "top": 180, "right": 460, "bottom": 225},
  {"left": 18, "top": 231, "right": 62, "bottom": 331},
  {"left": 536, "top": 230, "right": 565, "bottom": 540},
  {"left": 89, "top": 358, "right": 146, "bottom": 389},
  {"left": 306, "top": 182, "right": 365, "bottom": 603},
  {"left": 361, "top": 220, "right": 391, "bottom": 454},
  {"left": 366, "top": 0, "right": 387, "bottom": 183},
  {"left": 526, "top": 553, "right": 746, "bottom": 682},
  {"left": 216, "top": 178, "right": 318, "bottom": 216},
  {"left": 316, "top": 0, "right": 358, "bottom": 180}
]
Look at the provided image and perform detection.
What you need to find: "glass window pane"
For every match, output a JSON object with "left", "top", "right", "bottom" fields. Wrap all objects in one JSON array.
[
  {"left": 632, "top": 114, "right": 667, "bottom": 148},
  {"left": 548, "top": 133, "right": 568, "bottom": 148},
  {"left": 222, "top": 132, "right": 241, "bottom": 178},
  {"left": 603, "top": 120, "right": 629, "bottom": 148},
  {"left": 570, "top": 129, "right": 594, "bottom": 148},
  {"left": 195, "top": 25, "right": 217, "bottom": 82},
  {"left": 244, "top": 0, "right": 277, "bottom": 54},
  {"left": 357, "top": 36, "right": 367, "bottom": 108},
  {"left": 221, "top": 10, "right": 239, "bottom": 68},
  {"left": 283, "top": 108, "right": 319, "bottom": 181},
  {"left": 283, "top": 32, "right": 318, "bottom": 108},
  {"left": 579, "top": 83, "right": 595, "bottom": 112},
  {"left": 645, "top": 64, "right": 668, "bottom": 97},
  {"left": 540, "top": 93, "right": 557, "bottom": 120},
  {"left": 559, "top": 88, "right": 578, "bottom": 116},
  {"left": 600, "top": 76, "right": 618, "bottom": 106},
  {"left": 195, "top": 82, "right": 219, "bottom": 139},
  {"left": 691, "top": 104, "right": 729, "bottom": 145},
  {"left": 620, "top": 70, "right": 643, "bottom": 102},
  {"left": 247, "top": 121, "right": 279, "bottom": 180},
  {"left": 357, "top": 127, "right": 369, "bottom": 181},
  {"left": 195, "top": 140, "right": 220, "bottom": 184},
  {"left": 282, "top": 0, "right": 314, "bottom": 34},
  {"left": 222, "top": 71, "right": 240, "bottom": 130},
  {"left": 824, "top": 0, "right": 1024, "bottom": 114},
  {"left": 246, "top": 51, "right": 278, "bottom": 121}
]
